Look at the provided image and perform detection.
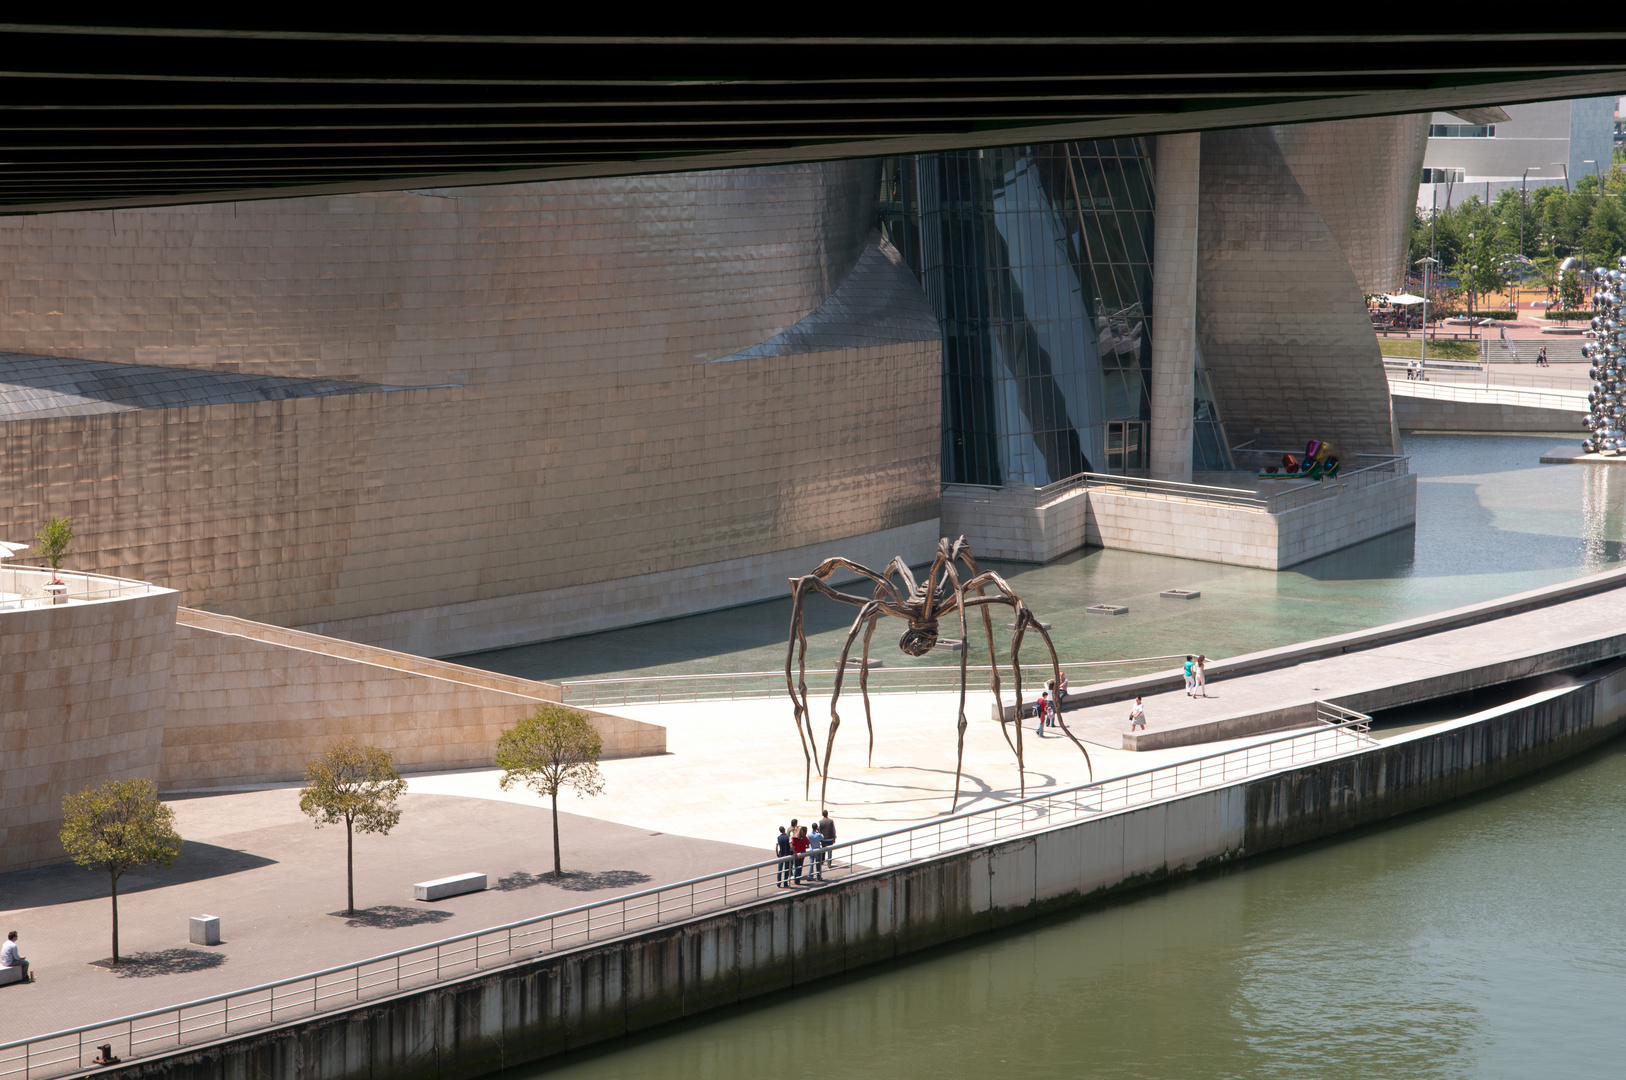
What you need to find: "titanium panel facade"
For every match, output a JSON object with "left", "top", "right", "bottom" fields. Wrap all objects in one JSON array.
[
  {"left": 1273, "top": 114, "right": 1430, "bottom": 295},
  {"left": 0, "top": 162, "right": 943, "bottom": 652}
]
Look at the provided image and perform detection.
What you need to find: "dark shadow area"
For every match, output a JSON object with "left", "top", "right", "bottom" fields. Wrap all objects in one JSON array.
[
  {"left": 550, "top": 870, "right": 654, "bottom": 893},
  {"left": 90, "top": 948, "right": 227, "bottom": 978},
  {"left": 1291, "top": 525, "right": 1418, "bottom": 582},
  {"left": 0, "top": 351, "right": 386, "bottom": 414},
  {"left": 0, "top": 842, "right": 276, "bottom": 912},
  {"left": 331, "top": 905, "right": 455, "bottom": 929}
]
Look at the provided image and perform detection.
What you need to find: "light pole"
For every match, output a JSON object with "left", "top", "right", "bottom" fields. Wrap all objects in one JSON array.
[
  {"left": 1554, "top": 162, "right": 1570, "bottom": 194},
  {"left": 1521, "top": 166, "right": 1541, "bottom": 254},
  {"left": 1418, "top": 256, "right": 1439, "bottom": 366}
]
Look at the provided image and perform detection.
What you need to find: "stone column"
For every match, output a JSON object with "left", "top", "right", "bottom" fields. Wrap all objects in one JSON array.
[{"left": 1151, "top": 133, "right": 1200, "bottom": 483}]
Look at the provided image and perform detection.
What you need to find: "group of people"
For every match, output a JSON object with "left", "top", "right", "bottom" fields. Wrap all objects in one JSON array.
[
  {"left": 1128, "top": 654, "right": 1209, "bottom": 732},
  {"left": 1032, "top": 673, "right": 1070, "bottom": 735},
  {"left": 774, "top": 811, "right": 837, "bottom": 887}
]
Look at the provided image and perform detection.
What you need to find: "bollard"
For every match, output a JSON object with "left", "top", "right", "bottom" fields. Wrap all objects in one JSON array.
[{"left": 189, "top": 915, "right": 221, "bottom": 946}]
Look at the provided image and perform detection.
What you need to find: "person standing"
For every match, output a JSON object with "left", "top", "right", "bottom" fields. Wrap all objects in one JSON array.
[
  {"left": 791, "top": 826, "right": 810, "bottom": 884},
  {"left": 1034, "top": 690, "right": 1049, "bottom": 736},
  {"left": 1056, "top": 672, "right": 1070, "bottom": 707},
  {"left": 809, "top": 822, "right": 826, "bottom": 881},
  {"left": 1194, "top": 655, "right": 1208, "bottom": 698},
  {"left": 1128, "top": 696, "right": 1146, "bottom": 731},
  {"left": 819, "top": 809, "right": 837, "bottom": 868},
  {"left": 1183, "top": 655, "right": 1195, "bottom": 696},
  {"left": 1, "top": 931, "right": 28, "bottom": 983},
  {"left": 774, "top": 826, "right": 793, "bottom": 887}
]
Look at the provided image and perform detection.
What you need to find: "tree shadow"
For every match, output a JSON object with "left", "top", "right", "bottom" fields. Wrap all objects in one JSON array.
[
  {"left": 330, "top": 905, "right": 455, "bottom": 929},
  {"left": 0, "top": 842, "right": 276, "bottom": 912},
  {"left": 90, "top": 948, "right": 227, "bottom": 978},
  {"left": 496, "top": 869, "right": 653, "bottom": 893}
]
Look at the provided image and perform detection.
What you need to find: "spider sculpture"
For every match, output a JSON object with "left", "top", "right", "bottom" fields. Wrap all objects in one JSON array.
[{"left": 785, "top": 536, "right": 1092, "bottom": 811}]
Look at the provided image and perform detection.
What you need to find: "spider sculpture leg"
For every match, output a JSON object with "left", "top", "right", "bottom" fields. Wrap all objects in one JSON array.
[
  {"left": 949, "top": 576, "right": 973, "bottom": 812},
  {"left": 784, "top": 582, "right": 817, "bottom": 796},
  {"left": 821, "top": 600, "right": 882, "bottom": 808},
  {"left": 858, "top": 609, "right": 880, "bottom": 766},
  {"left": 1028, "top": 617, "right": 1092, "bottom": 781},
  {"left": 1009, "top": 614, "right": 1029, "bottom": 800},
  {"left": 956, "top": 549, "right": 1014, "bottom": 757}
]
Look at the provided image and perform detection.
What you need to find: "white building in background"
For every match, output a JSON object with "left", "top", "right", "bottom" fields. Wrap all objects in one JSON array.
[{"left": 1418, "top": 97, "right": 1616, "bottom": 210}]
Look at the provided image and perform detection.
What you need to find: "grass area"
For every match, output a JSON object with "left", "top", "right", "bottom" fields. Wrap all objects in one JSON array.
[{"left": 1376, "top": 337, "right": 1480, "bottom": 361}]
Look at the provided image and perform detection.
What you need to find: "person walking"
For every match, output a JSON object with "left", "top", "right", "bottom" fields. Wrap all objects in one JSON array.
[
  {"left": 1128, "top": 696, "right": 1146, "bottom": 731},
  {"left": 1183, "top": 655, "right": 1196, "bottom": 696},
  {"left": 791, "top": 826, "right": 810, "bottom": 884},
  {"left": 1194, "top": 655, "right": 1208, "bottom": 698},
  {"left": 1538, "top": 346, "right": 1549, "bottom": 367},
  {"left": 819, "top": 809, "right": 837, "bottom": 868},
  {"left": 809, "top": 822, "right": 826, "bottom": 881},
  {"left": 1034, "top": 690, "right": 1049, "bottom": 736},
  {"left": 774, "top": 826, "right": 793, "bottom": 887}
]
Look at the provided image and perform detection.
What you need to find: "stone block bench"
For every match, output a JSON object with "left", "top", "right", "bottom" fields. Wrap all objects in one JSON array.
[
  {"left": 0, "top": 965, "right": 24, "bottom": 985},
  {"left": 414, "top": 873, "right": 487, "bottom": 901}
]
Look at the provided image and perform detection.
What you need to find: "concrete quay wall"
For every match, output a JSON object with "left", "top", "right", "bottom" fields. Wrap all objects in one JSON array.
[
  {"left": 1392, "top": 392, "right": 1583, "bottom": 432},
  {"left": 104, "top": 663, "right": 1626, "bottom": 1080}
]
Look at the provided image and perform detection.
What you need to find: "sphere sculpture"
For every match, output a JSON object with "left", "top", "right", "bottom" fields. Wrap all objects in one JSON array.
[{"left": 1581, "top": 261, "right": 1626, "bottom": 455}]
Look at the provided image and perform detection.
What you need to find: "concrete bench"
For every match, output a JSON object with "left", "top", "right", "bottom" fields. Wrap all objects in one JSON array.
[
  {"left": 0, "top": 965, "right": 24, "bottom": 985},
  {"left": 190, "top": 915, "right": 220, "bottom": 946},
  {"left": 414, "top": 873, "right": 486, "bottom": 902}
]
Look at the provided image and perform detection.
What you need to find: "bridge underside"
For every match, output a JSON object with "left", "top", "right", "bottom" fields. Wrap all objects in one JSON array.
[{"left": 2, "top": 23, "right": 1625, "bottom": 212}]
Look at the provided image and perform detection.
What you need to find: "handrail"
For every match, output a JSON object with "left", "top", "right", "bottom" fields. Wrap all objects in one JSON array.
[
  {"left": 0, "top": 705, "right": 1373, "bottom": 1080},
  {"left": 560, "top": 655, "right": 1193, "bottom": 706}
]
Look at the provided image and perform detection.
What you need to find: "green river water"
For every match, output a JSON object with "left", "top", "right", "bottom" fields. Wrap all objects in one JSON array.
[{"left": 467, "top": 433, "right": 1626, "bottom": 1078}]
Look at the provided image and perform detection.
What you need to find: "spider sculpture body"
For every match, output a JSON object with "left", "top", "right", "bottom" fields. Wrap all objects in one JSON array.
[{"left": 785, "top": 536, "right": 1092, "bottom": 811}]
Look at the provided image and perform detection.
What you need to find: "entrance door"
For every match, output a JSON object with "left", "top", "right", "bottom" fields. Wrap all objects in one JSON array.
[{"left": 1105, "top": 420, "right": 1147, "bottom": 474}]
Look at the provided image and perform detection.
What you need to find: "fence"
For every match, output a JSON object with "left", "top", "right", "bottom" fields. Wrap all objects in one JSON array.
[
  {"left": 0, "top": 705, "right": 1373, "bottom": 1080},
  {"left": 0, "top": 566, "right": 157, "bottom": 610},
  {"left": 1388, "top": 378, "right": 1586, "bottom": 414},
  {"left": 563, "top": 655, "right": 1191, "bottom": 707}
]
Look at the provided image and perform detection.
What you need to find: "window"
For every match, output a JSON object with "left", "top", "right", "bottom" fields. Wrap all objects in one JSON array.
[{"left": 1428, "top": 124, "right": 1495, "bottom": 138}]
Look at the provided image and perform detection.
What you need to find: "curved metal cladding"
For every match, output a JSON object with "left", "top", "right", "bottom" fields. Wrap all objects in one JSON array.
[
  {"left": 1196, "top": 127, "right": 1399, "bottom": 457},
  {"left": 1272, "top": 115, "right": 1430, "bottom": 296},
  {"left": 0, "top": 160, "right": 944, "bottom": 649}
]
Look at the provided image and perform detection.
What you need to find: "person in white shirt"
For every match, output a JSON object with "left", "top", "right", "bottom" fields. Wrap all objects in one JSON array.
[
  {"left": 1128, "top": 697, "right": 1146, "bottom": 730},
  {"left": 2, "top": 931, "right": 28, "bottom": 982}
]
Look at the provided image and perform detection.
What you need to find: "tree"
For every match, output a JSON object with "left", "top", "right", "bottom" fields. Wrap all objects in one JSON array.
[
  {"left": 33, "top": 515, "right": 72, "bottom": 575},
  {"left": 496, "top": 704, "right": 606, "bottom": 876},
  {"left": 59, "top": 778, "right": 183, "bottom": 964},
  {"left": 298, "top": 740, "right": 406, "bottom": 914}
]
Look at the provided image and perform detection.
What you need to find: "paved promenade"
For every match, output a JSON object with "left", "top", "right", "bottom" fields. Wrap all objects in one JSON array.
[{"left": 7, "top": 572, "right": 1626, "bottom": 1047}]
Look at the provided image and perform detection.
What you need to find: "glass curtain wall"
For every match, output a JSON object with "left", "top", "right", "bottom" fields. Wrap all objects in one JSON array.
[{"left": 880, "top": 140, "right": 1159, "bottom": 486}]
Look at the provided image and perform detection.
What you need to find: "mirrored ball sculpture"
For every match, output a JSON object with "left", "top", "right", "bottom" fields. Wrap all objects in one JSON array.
[{"left": 1581, "top": 260, "right": 1626, "bottom": 456}]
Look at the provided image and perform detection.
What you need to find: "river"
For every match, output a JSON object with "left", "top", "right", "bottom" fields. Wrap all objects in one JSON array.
[{"left": 520, "top": 738, "right": 1626, "bottom": 1079}]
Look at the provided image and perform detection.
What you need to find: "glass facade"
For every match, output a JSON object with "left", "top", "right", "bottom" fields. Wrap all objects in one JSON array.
[{"left": 882, "top": 139, "right": 1228, "bottom": 486}]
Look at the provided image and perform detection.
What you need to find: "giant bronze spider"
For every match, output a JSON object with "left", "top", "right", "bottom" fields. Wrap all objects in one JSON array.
[{"left": 785, "top": 536, "right": 1092, "bottom": 811}]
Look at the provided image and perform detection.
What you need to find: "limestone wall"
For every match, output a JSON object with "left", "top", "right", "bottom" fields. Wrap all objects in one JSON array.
[
  {"left": 0, "top": 587, "right": 178, "bottom": 873},
  {"left": 162, "top": 610, "right": 663, "bottom": 791}
]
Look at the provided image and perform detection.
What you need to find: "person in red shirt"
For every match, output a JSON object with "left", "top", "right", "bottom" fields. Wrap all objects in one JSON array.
[{"left": 791, "top": 826, "right": 811, "bottom": 884}]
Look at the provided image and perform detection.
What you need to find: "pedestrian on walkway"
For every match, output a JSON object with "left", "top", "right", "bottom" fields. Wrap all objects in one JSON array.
[
  {"left": 809, "top": 822, "right": 826, "bottom": 880},
  {"left": 1045, "top": 680, "right": 1061, "bottom": 726},
  {"left": 1129, "top": 696, "right": 1146, "bottom": 730},
  {"left": 1538, "top": 347, "right": 1549, "bottom": 367},
  {"left": 1195, "top": 655, "right": 1208, "bottom": 697},
  {"left": 791, "top": 826, "right": 810, "bottom": 884},
  {"left": 819, "top": 809, "right": 837, "bottom": 868},
  {"left": 1034, "top": 690, "right": 1049, "bottom": 736},
  {"left": 1183, "top": 655, "right": 1195, "bottom": 696},
  {"left": 774, "top": 826, "right": 793, "bottom": 887}
]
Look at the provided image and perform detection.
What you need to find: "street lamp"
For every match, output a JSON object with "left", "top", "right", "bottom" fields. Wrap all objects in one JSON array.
[
  {"left": 1522, "top": 166, "right": 1541, "bottom": 254},
  {"left": 1417, "top": 256, "right": 1439, "bottom": 366},
  {"left": 1554, "top": 162, "right": 1570, "bottom": 194}
]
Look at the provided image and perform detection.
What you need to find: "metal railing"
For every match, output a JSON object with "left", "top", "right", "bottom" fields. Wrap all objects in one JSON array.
[
  {"left": 562, "top": 655, "right": 1191, "bottom": 707},
  {"left": 944, "top": 471, "right": 1265, "bottom": 511},
  {"left": 1261, "top": 456, "right": 1410, "bottom": 514},
  {"left": 1388, "top": 378, "right": 1586, "bottom": 414},
  {"left": 0, "top": 567, "right": 156, "bottom": 610},
  {"left": 1387, "top": 364, "right": 1591, "bottom": 393},
  {"left": 0, "top": 705, "right": 1373, "bottom": 1080}
]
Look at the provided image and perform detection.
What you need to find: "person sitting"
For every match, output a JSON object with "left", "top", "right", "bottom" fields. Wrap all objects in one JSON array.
[{"left": 1, "top": 931, "right": 29, "bottom": 984}]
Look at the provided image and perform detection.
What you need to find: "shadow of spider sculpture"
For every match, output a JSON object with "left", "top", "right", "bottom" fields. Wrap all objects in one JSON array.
[{"left": 785, "top": 536, "right": 1092, "bottom": 811}]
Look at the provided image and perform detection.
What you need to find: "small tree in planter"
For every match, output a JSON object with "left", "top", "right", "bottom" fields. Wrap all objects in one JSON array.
[{"left": 34, "top": 515, "right": 73, "bottom": 584}]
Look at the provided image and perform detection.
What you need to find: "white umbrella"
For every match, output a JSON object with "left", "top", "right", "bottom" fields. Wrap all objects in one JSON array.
[
  {"left": 0, "top": 541, "right": 29, "bottom": 558},
  {"left": 1386, "top": 293, "right": 1426, "bottom": 305}
]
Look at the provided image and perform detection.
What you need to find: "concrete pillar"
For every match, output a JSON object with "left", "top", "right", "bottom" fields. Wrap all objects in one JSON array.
[{"left": 1151, "top": 133, "right": 1200, "bottom": 483}]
